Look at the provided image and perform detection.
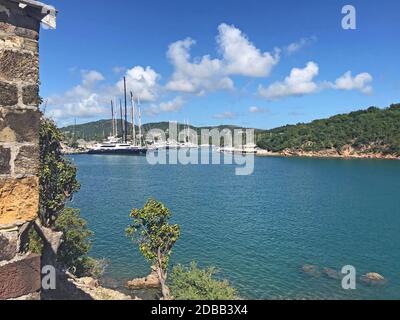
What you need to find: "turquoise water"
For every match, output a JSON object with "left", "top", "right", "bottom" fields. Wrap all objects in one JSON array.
[{"left": 69, "top": 154, "right": 400, "bottom": 300}]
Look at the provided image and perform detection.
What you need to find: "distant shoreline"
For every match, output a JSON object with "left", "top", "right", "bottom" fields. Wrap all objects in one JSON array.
[
  {"left": 256, "top": 149, "right": 400, "bottom": 161},
  {"left": 63, "top": 148, "right": 400, "bottom": 161}
]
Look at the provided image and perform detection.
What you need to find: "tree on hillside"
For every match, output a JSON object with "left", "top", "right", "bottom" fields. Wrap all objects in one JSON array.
[
  {"left": 257, "top": 103, "right": 400, "bottom": 155},
  {"left": 126, "top": 199, "right": 180, "bottom": 300}
]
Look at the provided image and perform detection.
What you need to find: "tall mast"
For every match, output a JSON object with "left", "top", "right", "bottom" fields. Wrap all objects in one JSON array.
[
  {"left": 124, "top": 77, "right": 128, "bottom": 143},
  {"left": 73, "top": 118, "right": 76, "bottom": 143},
  {"left": 114, "top": 98, "right": 118, "bottom": 137},
  {"left": 138, "top": 95, "right": 142, "bottom": 147},
  {"left": 119, "top": 99, "right": 124, "bottom": 140},
  {"left": 130, "top": 91, "right": 136, "bottom": 146},
  {"left": 111, "top": 100, "right": 115, "bottom": 136},
  {"left": 186, "top": 119, "right": 189, "bottom": 143}
]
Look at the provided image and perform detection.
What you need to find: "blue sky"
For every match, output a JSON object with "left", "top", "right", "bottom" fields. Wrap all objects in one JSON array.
[{"left": 40, "top": 0, "right": 400, "bottom": 129}]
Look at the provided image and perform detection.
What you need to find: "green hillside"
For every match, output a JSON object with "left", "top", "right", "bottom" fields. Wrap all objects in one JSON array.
[
  {"left": 258, "top": 103, "right": 400, "bottom": 155},
  {"left": 61, "top": 120, "right": 254, "bottom": 142},
  {"left": 61, "top": 103, "right": 400, "bottom": 156}
]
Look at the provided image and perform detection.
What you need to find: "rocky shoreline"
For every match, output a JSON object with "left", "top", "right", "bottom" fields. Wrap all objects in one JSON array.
[
  {"left": 61, "top": 143, "right": 400, "bottom": 161},
  {"left": 256, "top": 148, "right": 400, "bottom": 160}
]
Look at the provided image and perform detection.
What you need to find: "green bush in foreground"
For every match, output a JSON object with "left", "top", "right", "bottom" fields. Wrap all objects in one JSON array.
[
  {"left": 55, "top": 208, "right": 106, "bottom": 278},
  {"left": 170, "top": 262, "right": 238, "bottom": 300},
  {"left": 39, "top": 118, "right": 80, "bottom": 227},
  {"left": 27, "top": 228, "right": 44, "bottom": 255}
]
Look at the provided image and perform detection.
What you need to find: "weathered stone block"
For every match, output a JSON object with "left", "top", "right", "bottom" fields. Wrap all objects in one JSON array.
[
  {"left": 0, "top": 23, "right": 39, "bottom": 41},
  {"left": 0, "top": 50, "right": 39, "bottom": 83},
  {"left": 0, "top": 254, "right": 41, "bottom": 300},
  {"left": 22, "top": 84, "right": 40, "bottom": 106},
  {"left": 0, "top": 81, "right": 18, "bottom": 106},
  {"left": 0, "top": 125, "right": 16, "bottom": 143},
  {"left": 0, "top": 109, "right": 40, "bottom": 143},
  {"left": 1, "top": 35, "right": 24, "bottom": 49},
  {"left": 22, "top": 38, "right": 38, "bottom": 53},
  {"left": 0, "top": 145, "right": 11, "bottom": 174},
  {"left": 0, "top": 230, "right": 18, "bottom": 260},
  {"left": 14, "top": 26, "right": 39, "bottom": 41},
  {"left": 0, "top": 177, "right": 39, "bottom": 225},
  {"left": 14, "top": 145, "right": 39, "bottom": 175}
]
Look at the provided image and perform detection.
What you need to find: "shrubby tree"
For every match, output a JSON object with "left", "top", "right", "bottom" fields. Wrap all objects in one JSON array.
[
  {"left": 32, "top": 117, "right": 102, "bottom": 278},
  {"left": 39, "top": 118, "right": 80, "bottom": 226},
  {"left": 126, "top": 199, "right": 180, "bottom": 300},
  {"left": 169, "top": 262, "right": 238, "bottom": 300},
  {"left": 55, "top": 208, "right": 106, "bottom": 278}
]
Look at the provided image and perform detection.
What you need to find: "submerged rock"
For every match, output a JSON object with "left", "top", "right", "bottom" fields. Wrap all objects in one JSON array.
[
  {"left": 302, "top": 264, "right": 320, "bottom": 277},
  {"left": 126, "top": 267, "right": 161, "bottom": 290},
  {"left": 360, "top": 272, "right": 386, "bottom": 286},
  {"left": 322, "top": 267, "right": 340, "bottom": 280}
]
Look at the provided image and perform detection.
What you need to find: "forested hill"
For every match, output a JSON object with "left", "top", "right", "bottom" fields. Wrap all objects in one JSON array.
[
  {"left": 61, "top": 103, "right": 400, "bottom": 156},
  {"left": 258, "top": 103, "right": 400, "bottom": 156},
  {"left": 60, "top": 120, "right": 252, "bottom": 142}
]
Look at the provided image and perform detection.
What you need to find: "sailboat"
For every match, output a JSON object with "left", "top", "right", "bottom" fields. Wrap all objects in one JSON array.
[
  {"left": 88, "top": 78, "right": 147, "bottom": 155},
  {"left": 180, "top": 120, "right": 198, "bottom": 149}
]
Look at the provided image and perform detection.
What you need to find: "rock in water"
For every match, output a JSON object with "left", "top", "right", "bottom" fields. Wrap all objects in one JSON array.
[
  {"left": 322, "top": 267, "right": 340, "bottom": 280},
  {"left": 78, "top": 277, "right": 100, "bottom": 289},
  {"left": 360, "top": 272, "right": 386, "bottom": 286},
  {"left": 126, "top": 268, "right": 161, "bottom": 290},
  {"left": 302, "top": 264, "right": 320, "bottom": 277}
]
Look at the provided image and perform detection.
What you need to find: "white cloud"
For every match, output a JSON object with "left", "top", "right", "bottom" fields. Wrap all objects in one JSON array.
[
  {"left": 117, "top": 66, "right": 160, "bottom": 102},
  {"left": 249, "top": 106, "right": 268, "bottom": 113},
  {"left": 331, "top": 71, "right": 373, "bottom": 94},
  {"left": 145, "top": 97, "right": 185, "bottom": 116},
  {"left": 47, "top": 66, "right": 167, "bottom": 120},
  {"left": 159, "top": 96, "right": 185, "bottom": 112},
  {"left": 81, "top": 70, "right": 105, "bottom": 87},
  {"left": 112, "top": 66, "right": 126, "bottom": 74},
  {"left": 50, "top": 94, "right": 106, "bottom": 119},
  {"left": 47, "top": 70, "right": 108, "bottom": 120},
  {"left": 259, "top": 62, "right": 374, "bottom": 100},
  {"left": 166, "top": 23, "right": 279, "bottom": 94},
  {"left": 217, "top": 23, "right": 280, "bottom": 77},
  {"left": 249, "top": 106, "right": 259, "bottom": 113},
  {"left": 47, "top": 66, "right": 163, "bottom": 121},
  {"left": 259, "top": 61, "right": 319, "bottom": 100},
  {"left": 286, "top": 36, "right": 317, "bottom": 55},
  {"left": 213, "top": 111, "right": 236, "bottom": 120},
  {"left": 112, "top": 66, "right": 126, "bottom": 75},
  {"left": 165, "top": 38, "right": 234, "bottom": 94}
]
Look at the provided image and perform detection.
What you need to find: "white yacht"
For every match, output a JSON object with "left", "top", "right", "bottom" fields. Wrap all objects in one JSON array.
[
  {"left": 217, "top": 144, "right": 258, "bottom": 154},
  {"left": 88, "top": 83, "right": 148, "bottom": 155},
  {"left": 88, "top": 136, "right": 147, "bottom": 155}
]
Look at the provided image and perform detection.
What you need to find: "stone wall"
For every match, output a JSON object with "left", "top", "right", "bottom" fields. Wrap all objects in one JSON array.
[{"left": 0, "top": 0, "right": 43, "bottom": 300}]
